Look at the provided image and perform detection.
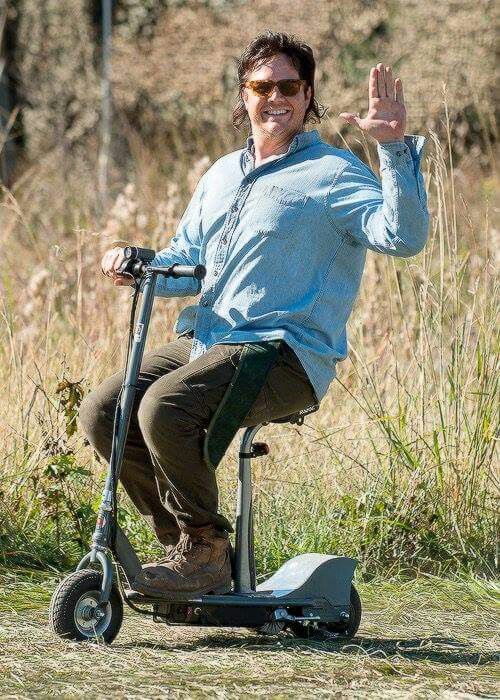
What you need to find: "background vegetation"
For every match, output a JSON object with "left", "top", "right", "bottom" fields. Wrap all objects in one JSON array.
[
  {"left": 5, "top": 0, "right": 497, "bottom": 168},
  {"left": 0, "top": 0, "right": 498, "bottom": 582}
]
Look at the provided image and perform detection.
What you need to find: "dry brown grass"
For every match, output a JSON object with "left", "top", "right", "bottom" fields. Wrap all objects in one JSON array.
[
  {"left": 0, "top": 105, "right": 498, "bottom": 575},
  {"left": 0, "top": 573, "right": 498, "bottom": 698}
]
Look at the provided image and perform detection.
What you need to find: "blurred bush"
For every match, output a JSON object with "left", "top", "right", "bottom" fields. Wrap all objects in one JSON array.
[
  {"left": 15, "top": 0, "right": 100, "bottom": 157},
  {"left": 9, "top": 0, "right": 497, "bottom": 171}
]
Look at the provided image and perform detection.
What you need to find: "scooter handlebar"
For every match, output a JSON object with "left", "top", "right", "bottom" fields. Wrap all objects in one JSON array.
[
  {"left": 169, "top": 264, "right": 206, "bottom": 280},
  {"left": 123, "top": 246, "right": 156, "bottom": 263},
  {"left": 119, "top": 247, "right": 206, "bottom": 281}
]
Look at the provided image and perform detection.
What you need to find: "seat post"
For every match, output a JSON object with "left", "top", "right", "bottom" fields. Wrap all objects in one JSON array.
[{"left": 234, "top": 424, "right": 262, "bottom": 593}]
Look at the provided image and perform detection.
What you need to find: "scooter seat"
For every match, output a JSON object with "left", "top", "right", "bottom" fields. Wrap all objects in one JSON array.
[{"left": 269, "top": 403, "right": 320, "bottom": 426}]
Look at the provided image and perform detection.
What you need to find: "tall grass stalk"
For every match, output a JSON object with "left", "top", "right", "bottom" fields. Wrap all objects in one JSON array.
[{"left": 0, "top": 109, "right": 497, "bottom": 577}]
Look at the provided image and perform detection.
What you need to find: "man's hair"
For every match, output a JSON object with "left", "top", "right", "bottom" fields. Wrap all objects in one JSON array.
[{"left": 232, "top": 31, "right": 326, "bottom": 130}]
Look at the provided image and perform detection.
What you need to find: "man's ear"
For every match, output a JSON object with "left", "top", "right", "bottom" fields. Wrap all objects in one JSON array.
[
  {"left": 305, "top": 85, "right": 312, "bottom": 109},
  {"left": 241, "top": 87, "right": 248, "bottom": 107}
]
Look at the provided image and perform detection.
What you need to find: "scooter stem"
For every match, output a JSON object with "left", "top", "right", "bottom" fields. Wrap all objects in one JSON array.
[
  {"left": 76, "top": 260, "right": 206, "bottom": 602},
  {"left": 90, "top": 272, "right": 157, "bottom": 555}
]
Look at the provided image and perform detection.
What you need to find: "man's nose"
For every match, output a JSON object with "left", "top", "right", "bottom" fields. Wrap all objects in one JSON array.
[{"left": 267, "top": 85, "right": 283, "bottom": 99}]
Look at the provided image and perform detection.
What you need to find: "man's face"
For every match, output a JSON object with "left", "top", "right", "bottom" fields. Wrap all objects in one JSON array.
[{"left": 242, "top": 53, "right": 312, "bottom": 142}]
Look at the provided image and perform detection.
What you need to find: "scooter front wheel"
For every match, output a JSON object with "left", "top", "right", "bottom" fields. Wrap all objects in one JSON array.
[{"left": 49, "top": 569, "right": 123, "bottom": 643}]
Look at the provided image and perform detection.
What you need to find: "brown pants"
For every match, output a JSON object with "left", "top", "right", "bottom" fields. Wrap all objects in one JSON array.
[{"left": 78, "top": 333, "right": 317, "bottom": 544}]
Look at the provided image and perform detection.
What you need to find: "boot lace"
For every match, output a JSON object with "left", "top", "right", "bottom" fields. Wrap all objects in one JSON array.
[
  {"left": 170, "top": 534, "right": 210, "bottom": 570},
  {"left": 157, "top": 533, "right": 189, "bottom": 565}
]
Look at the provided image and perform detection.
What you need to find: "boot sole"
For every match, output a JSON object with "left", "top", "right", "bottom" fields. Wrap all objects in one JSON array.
[{"left": 130, "top": 579, "right": 232, "bottom": 601}]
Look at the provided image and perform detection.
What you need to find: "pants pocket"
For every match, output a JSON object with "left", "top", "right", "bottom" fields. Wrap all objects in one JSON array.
[
  {"left": 242, "top": 384, "right": 270, "bottom": 425},
  {"left": 241, "top": 348, "right": 316, "bottom": 427}
]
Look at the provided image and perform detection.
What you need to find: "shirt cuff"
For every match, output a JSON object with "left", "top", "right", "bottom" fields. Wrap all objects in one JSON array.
[{"left": 377, "top": 134, "right": 426, "bottom": 170}]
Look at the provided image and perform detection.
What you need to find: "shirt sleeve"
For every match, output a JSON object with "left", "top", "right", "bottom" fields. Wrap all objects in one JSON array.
[
  {"left": 326, "top": 135, "right": 430, "bottom": 257},
  {"left": 145, "top": 176, "right": 205, "bottom": 297}
]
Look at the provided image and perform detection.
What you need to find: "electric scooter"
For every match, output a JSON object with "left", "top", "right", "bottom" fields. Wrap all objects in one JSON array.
[{"left": 49, "top": 246, "right": 361, "bottom": 643}]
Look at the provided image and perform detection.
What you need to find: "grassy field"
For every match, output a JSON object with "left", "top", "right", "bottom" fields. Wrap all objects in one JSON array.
[
  {"left": 1, "top": 4, "right": 498, "bottom": 695},
  {"left": 0, "top": 572, "right": 498, "bottom": 698},
  {"left": 1, "top": 119, "right": 497, "bottom": 579}
]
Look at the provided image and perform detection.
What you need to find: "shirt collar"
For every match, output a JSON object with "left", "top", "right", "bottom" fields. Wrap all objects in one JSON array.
[{"left": 244, "top": 129, "right": 321, "bottom": 160}]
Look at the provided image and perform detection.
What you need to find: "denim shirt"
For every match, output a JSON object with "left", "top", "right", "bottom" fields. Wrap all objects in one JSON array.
[{"left": 150, "top": 129, "right": 429, "bottom": 403}]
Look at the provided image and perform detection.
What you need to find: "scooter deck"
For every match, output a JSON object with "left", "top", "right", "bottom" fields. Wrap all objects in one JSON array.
[
  {"left": 124, "top": 554, "right": 357, "bottom": 608},
  {"left": 124, "top": 589, "right": 326, "bottom": 607}
]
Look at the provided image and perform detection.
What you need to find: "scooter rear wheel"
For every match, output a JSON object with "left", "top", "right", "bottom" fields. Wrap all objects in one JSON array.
[
  {"left": 49, "top": 569, "right": 123, "bottom": 643},
  {"left": 289, "top": 584, "right": 362, "bottom": 640}
]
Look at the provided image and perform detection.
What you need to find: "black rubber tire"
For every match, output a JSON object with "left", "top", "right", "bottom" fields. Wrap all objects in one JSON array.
[
  {"left": 289, "top": 584, "right": 362, "bottom": 641},
  {"left": 341, "top": 584, "right": 362, "bottom": 639},
  {"left": 49, "top": 569, "right": 123, "bottom": 643}
]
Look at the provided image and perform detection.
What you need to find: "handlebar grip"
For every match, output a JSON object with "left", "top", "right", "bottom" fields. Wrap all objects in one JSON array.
[
  {"left": 123, "top": 246, "right": 156, "bottom": 263},
  {"left": 170, "top": 264, "right": 206, "bottom": 280}
]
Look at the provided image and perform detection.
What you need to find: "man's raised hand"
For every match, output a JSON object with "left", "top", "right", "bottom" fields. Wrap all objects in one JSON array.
[{"left": 339, "top": 63, "right": 406, "bottom": 144}]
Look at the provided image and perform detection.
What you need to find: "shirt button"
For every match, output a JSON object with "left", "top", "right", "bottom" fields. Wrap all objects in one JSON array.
[{"left": 214, "top": 271, "right": 218, "bottom": 276}]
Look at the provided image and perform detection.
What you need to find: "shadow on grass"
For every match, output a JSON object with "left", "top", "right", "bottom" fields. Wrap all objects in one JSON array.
[
  {"left": 120, "top": 634, "right": 499, "bottom": 666},
  {"left": 340, "top": 637, "right": 499, "bottom": 665}
]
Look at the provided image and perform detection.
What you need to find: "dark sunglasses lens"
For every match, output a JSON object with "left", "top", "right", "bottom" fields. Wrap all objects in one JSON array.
[
  {"left": 254, "top": 81, "right": 274, "bottom": 96},
  {"left": 247, "top": 79, "right": 303, "bottom": 96},
  {"left": 278, "top": 80, "right": 302, "bottom": 96}
]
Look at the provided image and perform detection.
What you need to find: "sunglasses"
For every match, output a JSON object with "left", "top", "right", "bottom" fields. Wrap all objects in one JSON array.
[{"left": 243, "top": 78, "right": 306, "bottom": 97}]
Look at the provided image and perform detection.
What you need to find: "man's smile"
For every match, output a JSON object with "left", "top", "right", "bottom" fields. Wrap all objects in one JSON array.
[{"left": 262, "top": 107, "right": 292, "bottom": 119}]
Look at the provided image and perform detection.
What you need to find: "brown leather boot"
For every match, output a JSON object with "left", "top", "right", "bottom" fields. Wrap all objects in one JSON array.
[
  {"left": 132, "top": 525, "right": 232, "bottom": 599},
  {"left": 148, "top": 535, "right": 187, "bottom": 567}
]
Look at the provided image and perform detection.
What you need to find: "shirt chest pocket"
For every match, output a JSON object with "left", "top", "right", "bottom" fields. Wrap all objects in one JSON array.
[{"left": 245, "top": 184, "right": 309, "bottom": 239}]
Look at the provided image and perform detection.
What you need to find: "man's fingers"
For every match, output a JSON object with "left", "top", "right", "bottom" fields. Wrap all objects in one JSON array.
[
  {"left": 101, "top": 250, "right": 111, "bottom": 271},
  {"left": 395, "top": 78, "right": 404, "bottom": 104},
  {"left": 101, "top": 246, "right": 125, "bottom": 275},
  {"left": 113, "top": 277, "right": 133, "bottom": 286},
  {"left": 385, "top": 66, "right": 395, "bottom": 99},
  {"left": 112, "top": 271, "right": 134, "bottom": 286},
  {"left": 100, "top": 247, "right": 131, "bottom": 284},
  {"left": 111, "top": 248, "right": 124, "bottom": 272},
  {"left": 339, "top": 112, "right": 361, "bottom": 128},
  {"left": 376, "top": 63, "right": 386, "bottom": 97},
  {"left": 369, "top": 67, "right": 378, "bottom": 98}
]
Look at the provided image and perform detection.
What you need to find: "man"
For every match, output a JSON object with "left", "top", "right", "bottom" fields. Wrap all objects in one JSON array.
[{"left": 80, "top": 32, "right": 429, "bottom": 597}]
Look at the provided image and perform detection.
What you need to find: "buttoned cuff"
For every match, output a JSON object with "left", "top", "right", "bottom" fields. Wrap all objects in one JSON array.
[{"left": 377, "top": 134, "right": 426, "bottom": 170}]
